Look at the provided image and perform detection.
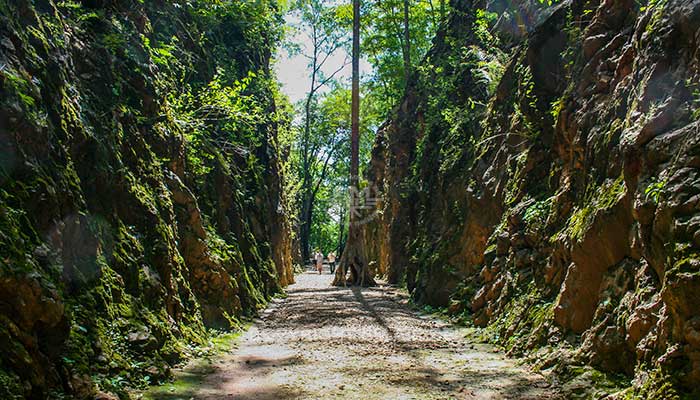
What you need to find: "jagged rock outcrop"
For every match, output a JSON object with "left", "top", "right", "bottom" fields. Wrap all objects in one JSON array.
[
  {"left": 0, "top": 0, "right": 293, "bottom": 398},
  {"left": 361, "top": 0, "right": 700, "bottom": 396}
]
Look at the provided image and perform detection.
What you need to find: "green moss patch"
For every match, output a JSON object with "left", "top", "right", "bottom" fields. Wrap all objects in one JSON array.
[{"left": 138, "top": 327, "right": 248, "bottom": 400}]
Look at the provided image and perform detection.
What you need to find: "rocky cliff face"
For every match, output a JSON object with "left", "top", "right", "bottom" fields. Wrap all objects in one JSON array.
[
  {"left": 0, "top": 0, "right": 293, "bottom": 398},
  {"left": 362, "top": 0, "right": 700, "bottom": 396}
]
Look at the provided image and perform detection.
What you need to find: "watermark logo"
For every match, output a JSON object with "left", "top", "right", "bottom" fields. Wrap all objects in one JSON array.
[{"left": 348, "top": 184, "right": 380, "bottom": 225}]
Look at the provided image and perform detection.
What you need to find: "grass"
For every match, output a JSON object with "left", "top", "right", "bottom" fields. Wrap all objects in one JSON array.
[{"left": 135, "top": 325, "right": 250, "bottom": 400}]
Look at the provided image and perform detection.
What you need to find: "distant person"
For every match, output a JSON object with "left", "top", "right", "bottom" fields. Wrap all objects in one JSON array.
[
  {"left": 315, "top": 250, "right": 324, "bottom": 274},
  {"left": 327, "top": 252, "right": 336, "bottom": 273}
]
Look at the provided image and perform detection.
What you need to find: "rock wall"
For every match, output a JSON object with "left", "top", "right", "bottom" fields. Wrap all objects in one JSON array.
[
  {"left": 361, "top": 0, "right": 700, "bottom": 396},
  {"left": 0, "top": 0, "right": 293, "bottom": 398}
]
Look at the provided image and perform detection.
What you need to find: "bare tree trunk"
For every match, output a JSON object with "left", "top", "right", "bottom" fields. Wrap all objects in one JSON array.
[{"left": 333, "top": 0, "right": 375, "bottom": 287}]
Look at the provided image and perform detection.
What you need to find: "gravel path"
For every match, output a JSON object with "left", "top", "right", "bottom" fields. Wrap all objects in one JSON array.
[{"left": 190, "top": 269, "right": 559, "bottom": 399}]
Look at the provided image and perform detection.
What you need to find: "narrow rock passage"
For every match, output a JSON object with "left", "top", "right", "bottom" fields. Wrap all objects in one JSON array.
[{"left": 191, "top": 270, "right": 559, "bottom": 399}]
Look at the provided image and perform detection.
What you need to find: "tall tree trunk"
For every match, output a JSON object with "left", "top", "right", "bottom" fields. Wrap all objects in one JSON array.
[
  {"left": 350, "top": 0, "right": 360, "bottom": 195},
  {"left": 337, "top": 206, "right": 346, "bottom": 255},
  {"left": 300, "top": 191, "right": 314, "bottom": 262},
  {"left": 440, "top": 0, "right": 445, "bottom": 21},
  {"left": 299, "top": 16, "right": 318, "bottom": 267},
  {"left": 299, "top": 157, "right": 313, "bottom": 262},
  {"left": 402, "top": 0, "right": 411, "bottom": 87},
  {"left": 299, "top": 95, "right": 314, "bottom": 263},
  {"left": 300, "top": 222, "right": 309, "bottom": 263},
  {"left": 333, "top": 0, "right": 375, "bottom": 287}
]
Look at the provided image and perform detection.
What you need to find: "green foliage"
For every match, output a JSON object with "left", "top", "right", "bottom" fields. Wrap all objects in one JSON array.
[
  {"left": 0, "top": 0, "right": 291, "bottom": 398},
  {"left": 644, "top": 178, "right": 666, "bottom": 204},
  {"left": 503, "top": 150, "right": 530, "bottom": 206},
  {"left": 645, "top": 4, "right": 666, "bottom": 36},
  {"left": 362, "top": 0, "right": 442, "bottom": 120},
  {"left": 561, "top": 10, "right": 583, "bottom": 73},
  {"left": 550, "top": 97, "right": 565, "bottom": 122},
  {"left": 143, "top": 35, "right": 179, "bottom": 69},
  {"left": 474, "top": 9, "right": 498, "bottom": 43},
  {"left": 481, "top": 282, "right": 554, "bottom": 354},
  {"left": 140, "top": 328, "right": 247, "bottom": 400},
  {"left": 519, "top": 64, "right": 539, "bottom": 116},
  {"left": 622, "top": 368, "right": 693, "bottom": 400},
  {"left": 303, "top": 87, "right": 357, "bottom": 253},
  {"left": 169, "top": 69, "right": 278, "bottom": 181},
  {"left": 562, "top": 175, "right": 626, "bottom": 241},
  {"left": 475, "top": 48, "right": 506, "bottom": 97},
  {"left": 200, "top": 70, "right": 265, "bottom": 146},
  {"left": 685, "top": 78, "right": 700, "bottom": 121},
  {"left": 0, "top": 191, "right": 39, "bottom": 272},
  {"left": 189, "top": 0, "right": 283, "bottom": 58},
  {"left": 101, "top": 32, "right": 127, "bottom": 53},
  {"left": 56, "top": 0, "right": 103, "bottom": 24},
  {"left": 524, "top": 196, "right": 554, "bottom": 228},
  {"left": 553, "top": 365, "right": 631, "bottom": 399},
  {"left": 0, "top": 370, "right": 23, "bottom": 400},
  {"left": 1, "top": 68, "right": 37, "bottom": 109},
  {"left": 282, "top": 0, "right": 357, "bottom": 257},
  {"left": 640, "top": 0, "right": 668, "bottom": 20}
]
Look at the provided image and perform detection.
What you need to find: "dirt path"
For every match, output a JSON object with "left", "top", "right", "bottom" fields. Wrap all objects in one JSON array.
[{"left": 167, "top": 269, "right": 559, "bottom": 399}]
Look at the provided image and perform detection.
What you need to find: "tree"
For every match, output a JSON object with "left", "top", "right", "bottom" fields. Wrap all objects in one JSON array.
[
  {"left": 361, "top": 0, "right": 441, "bottom": 126},
  {"left": 308, "top": 87, "right": 352, "bottom": 254},
  {"left": 289, "top": 0, "right": 351, "bottom": 262},
  {"left": 333, "top": 0, "right": 376, "bottom": 287},
  {"left": 280, "top": 0, "right": 443, "bottom": 270}
]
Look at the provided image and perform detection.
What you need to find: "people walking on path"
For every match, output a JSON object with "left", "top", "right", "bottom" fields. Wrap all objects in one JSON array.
[
  {"left": 327, "top": 252, "right": 336, "bottom": 273},
  {"left": 314, "top": 250, "right": 324, "bottom": 274}
]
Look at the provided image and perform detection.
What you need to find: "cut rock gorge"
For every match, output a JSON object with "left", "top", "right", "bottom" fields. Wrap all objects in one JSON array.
[{"left": 2, "top": 0, "right": 700, "bottom": 399}]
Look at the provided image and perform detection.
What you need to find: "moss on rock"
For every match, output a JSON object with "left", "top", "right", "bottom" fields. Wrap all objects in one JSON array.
[{"left": 0, "top": 0, "right": 293, "bottom": 398}]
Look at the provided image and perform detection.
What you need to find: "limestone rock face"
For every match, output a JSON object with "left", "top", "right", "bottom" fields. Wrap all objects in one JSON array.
[
  {"left": 0, "top": 1, "right": 293, "bottom": 398},
  {"left": 359, "top": 0, "right": 700, "bottom": 394}
]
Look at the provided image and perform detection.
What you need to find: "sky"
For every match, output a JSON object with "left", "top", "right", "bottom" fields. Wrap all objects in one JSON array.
[{"left": 274, "top": 13, "right": 372, "bottom": 105}]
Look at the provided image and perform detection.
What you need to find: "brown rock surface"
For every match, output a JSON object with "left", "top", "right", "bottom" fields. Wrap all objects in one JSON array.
[{"left": 354, "top": 0, "right": 700, "bottom": 395}]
